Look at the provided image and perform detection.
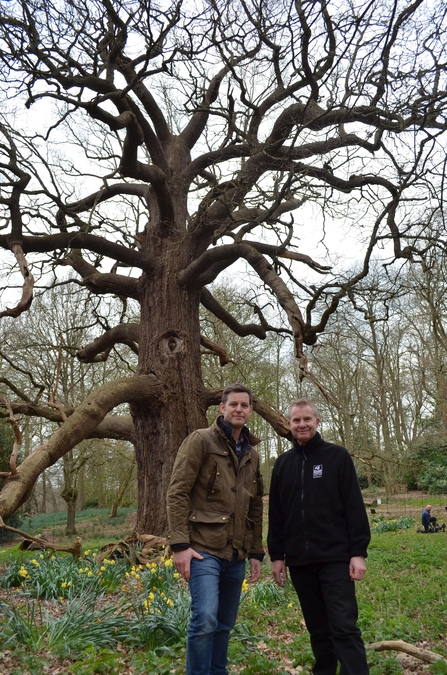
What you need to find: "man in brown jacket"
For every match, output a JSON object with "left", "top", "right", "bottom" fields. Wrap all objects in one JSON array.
[{"left": 167, "top": 383, "right": 264, "bottom": 675}]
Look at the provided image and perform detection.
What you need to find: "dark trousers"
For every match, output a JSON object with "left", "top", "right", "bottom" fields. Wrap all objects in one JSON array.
[{"left": 289, "top": 562, "right": 369, "bottom": 675}]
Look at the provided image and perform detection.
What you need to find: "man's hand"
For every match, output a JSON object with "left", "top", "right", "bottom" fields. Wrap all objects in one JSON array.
[
  {"left": 247, "top": 558, "right": 262, "bottom": 583},
  {"left": 349, "top": 556, "right": 366, "bottom": 581},
  {"left": 272, "top": 559, "right": 288, "bottom": 587},
  {"left": 173, "top": 548, "right": 204, "bottom": 582}
]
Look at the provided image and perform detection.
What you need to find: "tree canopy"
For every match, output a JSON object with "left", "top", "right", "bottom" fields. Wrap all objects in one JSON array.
[{"left": 1, "top": 0, "right": 447, "bottom": 533}]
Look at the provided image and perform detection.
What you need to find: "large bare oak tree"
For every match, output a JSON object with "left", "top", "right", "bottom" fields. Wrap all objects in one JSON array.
[{"left": 1, "top": 0, "right": 446, "bottom": 533}]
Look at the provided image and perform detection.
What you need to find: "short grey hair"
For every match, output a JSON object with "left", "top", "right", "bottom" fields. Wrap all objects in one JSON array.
[{"left": 287, "top": 398, "right": 320, "bottom": 420}]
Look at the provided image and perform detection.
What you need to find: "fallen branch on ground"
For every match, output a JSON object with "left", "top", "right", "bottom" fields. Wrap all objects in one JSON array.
[
  {"left": 367, "top": 639, "right": 445, "bottom": 664},
  {"left": 0, "top": 516, "right": 82, "bottom": 558},
  {"left": 97, "top": 533, "right": 167, "bottom": 565}
]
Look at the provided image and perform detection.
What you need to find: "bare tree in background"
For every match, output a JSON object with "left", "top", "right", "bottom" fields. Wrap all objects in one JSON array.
[{"left": 0, "top": 0, "right": 447, "bottom": 534}]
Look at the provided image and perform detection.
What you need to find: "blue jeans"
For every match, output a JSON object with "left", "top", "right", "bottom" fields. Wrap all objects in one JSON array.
[{"left": 187, "top": 551, "right": 246, "bottom": 675}]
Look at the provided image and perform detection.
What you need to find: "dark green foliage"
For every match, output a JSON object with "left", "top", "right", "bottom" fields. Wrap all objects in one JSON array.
[
  {"left": 82, "top": 498, "right": 99, "bottom": 509},
  {"left": 358, "top": 475, "right": 369, "bottom": 489},
  {"left": 0, "top": 512, "right": 22, "bottom": 544},
  {"left": 411, "top": 438, "right": 447, "bottom": 494},
  {"left": 402, "top": 469, "right": 419, "bottom": 491}
]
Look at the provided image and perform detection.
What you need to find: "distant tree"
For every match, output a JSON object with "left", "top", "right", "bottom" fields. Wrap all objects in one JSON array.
[
  {"left": 1, "top": 0, "right": 447, "bottom": 534},
  {"left": 0, "top": 418, "right": 15, "bottom": 478},
  {"left": 0, "top": 285, "right": 133, "bottom": 528}
]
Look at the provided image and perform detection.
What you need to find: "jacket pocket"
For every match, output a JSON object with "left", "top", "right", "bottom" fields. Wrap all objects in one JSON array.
[
  {"left": 243, "top": 517, "right": 255, "bottom": 551},
  {"left": 188, "top": 509, "right": 231, "bottom": 550},
  {"left": 206, "top": 463, "right": 220, "bottom": 499}
]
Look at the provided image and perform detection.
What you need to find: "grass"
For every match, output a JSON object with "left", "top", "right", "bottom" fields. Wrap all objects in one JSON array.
[
  {"left": 18, "top": 507, "right": 136, "bottom": 538},
  {"left": 1, "top": 503, "right": 447, "bottom": 673}
]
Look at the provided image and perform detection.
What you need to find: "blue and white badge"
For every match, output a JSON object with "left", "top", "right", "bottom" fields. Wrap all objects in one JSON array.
[{"left": 313, "top": 464, "right": 323, "bottom": 478}]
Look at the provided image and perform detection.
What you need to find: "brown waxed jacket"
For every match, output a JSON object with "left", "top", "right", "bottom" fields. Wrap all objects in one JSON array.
[{"left": 166, "top": 417, "right": 264, "bottom": 561}]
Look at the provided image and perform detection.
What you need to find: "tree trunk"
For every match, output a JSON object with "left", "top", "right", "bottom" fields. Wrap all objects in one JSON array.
[
  {"left": 132, "top": 232, "right": 208, "bottom": 535},
  {"left": 109, "top": 455, "right": 135, "bottom": 518},
  {"left": 62, "top": 451, "right": 78, "bottom": 535},
  {"left": 41, "top": 469, "right": 47, "bottom": 514},
  {"left": 61, "top": 486, "right": 78, "bottom": 535},
  {"left": 77, "top": 463, "right": 85, "bottom": 511},
  {"left": 66, "top": 498, "right": 77, "bottom": 535}
]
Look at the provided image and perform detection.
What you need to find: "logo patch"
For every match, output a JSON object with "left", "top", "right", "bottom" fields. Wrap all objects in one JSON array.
[{"left": 313, "top": 464, "right": 323, "bottom": 478}]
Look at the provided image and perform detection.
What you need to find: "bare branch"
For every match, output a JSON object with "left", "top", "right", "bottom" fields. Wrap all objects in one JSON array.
[
  {"left": 64, "top": 253, "right": 140, "bottom": 300},
  {"left": 0, "top": 244, "right": 34, "bottom": 319},
  {"left": 367, "top": 640, "right": 445, "bottom": 665},
  {"left": 77, "top": 323, "right": 140, "bottom": 363},
  {"left": 0, "top": 517, "right": 83, "bottom": 558},
  {"left": 200, "top": 288, "right": 267, "bottom": 340},
  {"left": 200, "top": 335, "right": 229, "bottom": 367}
]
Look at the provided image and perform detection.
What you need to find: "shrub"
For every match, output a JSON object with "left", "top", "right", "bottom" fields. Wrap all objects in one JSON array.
[
  {"left": 0, "top": 512, "right": 23, "bottom": 544},
  {"left": 370, "top": 516, "right": 414, "bottom": 534}
]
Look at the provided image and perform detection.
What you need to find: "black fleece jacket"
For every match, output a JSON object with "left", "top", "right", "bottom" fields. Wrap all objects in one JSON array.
[{"left": 267, "top": 432, "right": 370, "bottom": 567}]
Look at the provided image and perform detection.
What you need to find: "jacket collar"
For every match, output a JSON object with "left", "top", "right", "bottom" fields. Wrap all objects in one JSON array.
[
  {"left": 215, "top": 415, "right": 261, "bottom": 448},
  {"left": 292, "top": 430, "right": 322, "bottom": 452}
]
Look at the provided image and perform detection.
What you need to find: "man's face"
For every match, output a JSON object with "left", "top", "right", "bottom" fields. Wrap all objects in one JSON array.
[
  {"left": 220, "top": 392, "right": 253, "bottom": 430},
  {"left": 288, "top": 404, "right": 320, "bottom": 445}
]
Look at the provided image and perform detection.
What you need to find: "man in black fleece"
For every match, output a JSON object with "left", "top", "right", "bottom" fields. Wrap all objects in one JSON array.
[{"left": 268, "top": 399, "right": 370, "bottom": 675}]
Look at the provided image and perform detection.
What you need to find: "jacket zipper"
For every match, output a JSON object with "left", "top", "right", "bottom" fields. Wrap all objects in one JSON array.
[{"left": 300, "top": 448, "right": 309, "bottom": 557}]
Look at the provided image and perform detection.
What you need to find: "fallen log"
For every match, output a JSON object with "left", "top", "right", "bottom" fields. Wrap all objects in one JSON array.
[
  {"left": 97, "top": 532, "right": 167, "bottom": 565},
  {"left": 0, "top": 517, "right": 82, "bottom": 558},
  {"left": 367, "top": 639, "right": 445, "bottom": 664}
]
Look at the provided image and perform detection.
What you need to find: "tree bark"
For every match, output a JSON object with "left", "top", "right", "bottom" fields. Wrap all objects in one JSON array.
[{"left": 132, "top": 237, "right": 207, "bottom": 534}]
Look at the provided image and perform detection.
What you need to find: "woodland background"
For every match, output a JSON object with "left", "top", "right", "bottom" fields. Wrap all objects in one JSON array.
[
  {"left": 2, "top": 262, "right": 447, "bottom": 533},
  {"left": 1, "top": 0, "right": 447, "bottom": 535}
]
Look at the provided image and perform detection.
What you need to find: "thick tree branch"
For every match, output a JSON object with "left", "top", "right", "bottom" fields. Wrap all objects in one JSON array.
[
  {"left": 200, "top": 288, "right": 267, "bottom": 340},
  {"left": 367, "top": 640, "right": 445, "bottom": 664},
  {"left": 239, "top": 244, "right": 307, "bottom": 357},
  {"left": 76, "top": 323, "right": 140, "bottom": 363},
  {"left": 0, "top": 402, "right": 134, "bottom": 443},
  {"left": 181, "top": 244, "right": 318, "bottom": 352},
  {"left": 0, "top": 244, "right": 34, "bottom": 319},
  {"left": 200, "top": 335, "right": 229, "bottom": 367},
  {"left": 91, "top": 415, "right": 135, "bottom": 443},
  {"left": 0, "top": 375, "right": 159, "bottom": 520},
  {"left": 0, "top": 233, "right": 158, "bottom": 273},
  {"left": 64, "top": 253, "right": 140, "bottom": 300},
  {"left": 0, "top": 519, "right": 83, "bottom": 558}
]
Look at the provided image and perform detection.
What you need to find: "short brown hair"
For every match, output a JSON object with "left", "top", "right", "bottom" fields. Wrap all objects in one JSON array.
[
  {"left": 287, "top": 398, "right": 320, "bottom": 419},
  {"left": 222, "top": 383, "right": 253, "bottom": 405}
]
